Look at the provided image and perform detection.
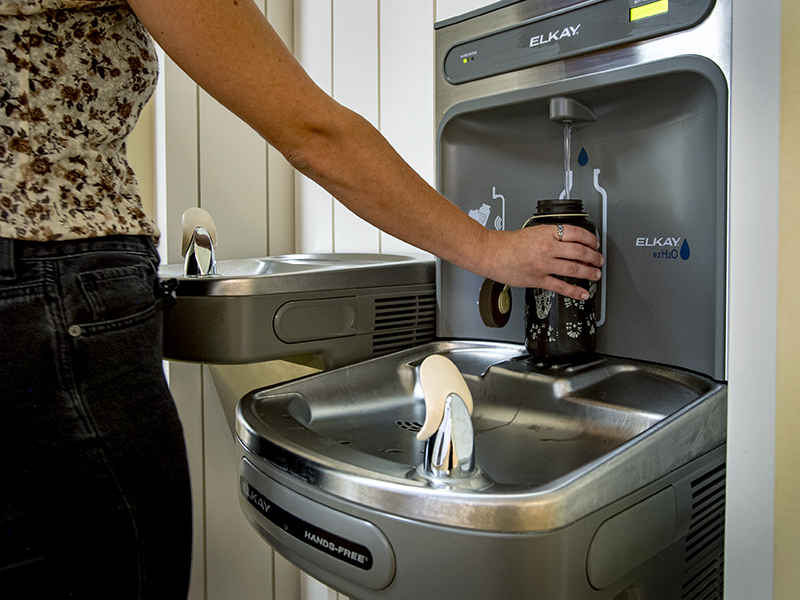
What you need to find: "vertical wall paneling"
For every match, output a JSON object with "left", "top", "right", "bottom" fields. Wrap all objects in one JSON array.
[
  {"left": 378, "top": 0, "right": 435, "bottom": 255},
  {"left": 331, "top": 0, "right": 381, "bottom": 252},
  {"left": 198, "top": 0, "right": 269, "bottom": 261},
  {"left": 165, "top": 362, "right": 205, "bottom": 600},
  {"left": 274, "top": 552, "right": 302, "bottom": 600},
  {"left": 203, "top": 365, "right": 275, "bottom": 600},
  {"left": 162, "top": 56, "right": 200, "bottom": 265},
  {"left": 268, "top": 0, "right": 298, "bottom": 255},
  {"left": 197, "top": 90, "right": 268, "bottom": 258},
  {"left": 301, "top": 575, "right": 341, "bottom": 600},
  {"left": 203, "top": 360, "right": 321, "bottom": 600},
  {"left": 294, "top": 0, "right": 334, "bottom": 253}
]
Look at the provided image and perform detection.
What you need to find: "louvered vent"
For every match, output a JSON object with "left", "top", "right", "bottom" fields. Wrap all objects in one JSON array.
[
  {"left": 372, "top": 292, "right": 436, "bottom": 356},
  {"left": 682, "top": 553, "right": 724, "bottom": 600},
  {"left": 681, "top": 463, "right": 726, "bottom": 600}
]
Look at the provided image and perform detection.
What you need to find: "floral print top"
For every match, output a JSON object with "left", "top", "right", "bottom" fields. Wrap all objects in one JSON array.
[{"left": 0, "top": 0, "right": 159, "bottom": 241}]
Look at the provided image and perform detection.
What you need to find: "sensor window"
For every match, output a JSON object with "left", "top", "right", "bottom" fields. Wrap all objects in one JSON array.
[{"left": 630, "top": 0, "right": 669, "bottom": 22}]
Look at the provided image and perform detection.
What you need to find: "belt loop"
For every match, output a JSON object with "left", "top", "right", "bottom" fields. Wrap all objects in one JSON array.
[{"left": 0, "top": 237, "right": 16, "bottom": 281}]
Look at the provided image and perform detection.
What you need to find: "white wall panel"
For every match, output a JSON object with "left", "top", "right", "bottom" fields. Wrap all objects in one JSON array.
[
  {"left": 162, "top": 57, "right": 199, "bottom": 265},
  {"left": 332, "top": 0, "right": 379, "bottom": 125},
  {"left": 268, "top": 0, "right": 298, "bottom": 255},
  {"left": 198, "top": 0, "right": 267, "bottom": 260},
  {"left": 379, "top": 0, "right": 435, "bottom": 255},
  {"left": 274, "top": 552, "right": 302, "bottom": 600},
  {"left": 203, "top": 360, "right": 321, "bottom": 600},
  {"left": 294, "top": 0, "right": 334, "bottom": 253},
  {"left": 301, "top": 575, "right": 341, "bottom": 600},
  {"left": 199, "top": 88, "right": 268, "bottom": 259},
  {"left": 203, "top": 366, "right": 274, "bottom": 600},
  {"left": 269, "top": 146, "right": 296, "bottom": 255},
  {"left": 293, "top": 0, "right": 447, "bottom": 256},
  {"left": 331, "top": 0, "right": 380, "bottom": 253},
  {"left": 166, "top": 362, "right": 205, "bottom": 600}
]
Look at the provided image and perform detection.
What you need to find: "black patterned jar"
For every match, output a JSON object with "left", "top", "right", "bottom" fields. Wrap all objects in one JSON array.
[{"left": 523, "top": 199, "right": 598, "bottom": 362}]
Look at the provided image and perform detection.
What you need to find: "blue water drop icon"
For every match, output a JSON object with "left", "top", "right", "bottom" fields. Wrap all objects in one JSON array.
[
  {"left": 578, "top": 147, "right": 589, "bottom": 166},
  {"left": 680, "top": 239, "right": 691, "bottom": 260}
]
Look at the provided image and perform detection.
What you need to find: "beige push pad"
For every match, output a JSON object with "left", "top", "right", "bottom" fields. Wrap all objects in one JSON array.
[{"left": 416, "top": 354, "right": 473, "bottom": 441}]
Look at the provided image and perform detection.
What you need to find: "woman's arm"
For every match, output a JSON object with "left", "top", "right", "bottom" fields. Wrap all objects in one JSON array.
[{"left": 127, "top": 0, "right": 603, "bottom": 299}]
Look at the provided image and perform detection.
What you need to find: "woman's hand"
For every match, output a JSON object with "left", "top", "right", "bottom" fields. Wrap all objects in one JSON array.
[{"left": 479, "top": 224, "right": 603, "bottom": 300}]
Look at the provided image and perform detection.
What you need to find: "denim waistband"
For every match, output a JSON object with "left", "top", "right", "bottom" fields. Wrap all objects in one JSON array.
[{"left": 0, "top": 235, "right": 159, "bottom": 281}]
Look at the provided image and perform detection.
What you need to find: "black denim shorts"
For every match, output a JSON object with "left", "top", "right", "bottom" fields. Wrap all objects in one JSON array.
[{"left": 0, "top": 236, "right": 191, "bottom": 599}]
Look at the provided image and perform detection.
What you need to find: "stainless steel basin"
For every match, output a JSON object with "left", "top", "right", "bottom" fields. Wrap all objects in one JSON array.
[
  {"left": 237, "top": 341, "right": 726, "bottom": 532},
  {"left": 159, "top": 253, "right": 433, "bottom": 296},
  {"left": 158, "top": 253, "right": 435, "bottom": 366}
]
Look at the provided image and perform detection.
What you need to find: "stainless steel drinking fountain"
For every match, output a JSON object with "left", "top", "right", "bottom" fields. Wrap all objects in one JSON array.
[
  {"left": 237, "top": 342, "right": 726, "bottom": 599},
  {"left": 160, "top": 252, "right": 436, "bottom": 368},
  {"left": 235, "top": 1, "right": 731, "bottom": 598}
]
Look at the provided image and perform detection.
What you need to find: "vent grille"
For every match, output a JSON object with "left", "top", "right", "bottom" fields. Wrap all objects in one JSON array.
[
  {"left": 682, "top": 553, "right": 724, "bottom": 600},
  {"left": 372, "top": 292, "right": 436, "bottom": 355},
  {"left": 681, "top": 462, "right": 726, "bottom": 600}
]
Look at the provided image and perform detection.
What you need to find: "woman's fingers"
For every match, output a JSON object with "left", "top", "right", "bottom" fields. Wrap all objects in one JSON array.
[
  {"left": 539, "top": 275, "right": 593, "bottom": 300},
  {"left": 554, "top": 223, "right": 601, "bottom": 253},
  {"left": 551, "top": 256, "right": 602, "bottom": 283},
  {"left": 484, "top": 226, "right": 603, "bottom": 296}
]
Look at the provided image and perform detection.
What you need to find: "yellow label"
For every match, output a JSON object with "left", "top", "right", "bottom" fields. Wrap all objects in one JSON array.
[{"left": 630, "top": 0, "right": 669, "bottom": 22}]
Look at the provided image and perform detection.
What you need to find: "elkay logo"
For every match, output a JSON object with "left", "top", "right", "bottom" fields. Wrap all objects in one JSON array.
[
  {"left": 530, "top": 24, "right": 581, "bottom": 48},
  {"left": 636, "top": 237, "right": 691, "bottom": 261},
  {"left": 636, "top": 237, "right": 681, "bottom": 247}
]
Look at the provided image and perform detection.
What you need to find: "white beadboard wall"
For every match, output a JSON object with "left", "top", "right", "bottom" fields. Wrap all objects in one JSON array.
[
  {"left": 158, "top": 2, "right": 494, "bottom": 600},
  {"left": 293, "top": 0, "right": 493, "bottom": 256}
]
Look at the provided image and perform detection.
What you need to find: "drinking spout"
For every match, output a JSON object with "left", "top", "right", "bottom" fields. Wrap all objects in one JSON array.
[
  {"left": 416, "top": 355, "right": 483, "bottom": 483},
  {"left": 181, "top": 207, "right": 218, "bottom": 277},
  {"left": 421, "top": 392, "right": 476, "bottom": 479},
  {"left": 184, "top": 226, "right": 217, "bottom": 277}
]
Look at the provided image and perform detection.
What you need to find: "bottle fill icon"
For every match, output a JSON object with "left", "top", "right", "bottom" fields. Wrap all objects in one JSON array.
[{"left": 680, "top": 239, "right": 691, "bottom": 260}]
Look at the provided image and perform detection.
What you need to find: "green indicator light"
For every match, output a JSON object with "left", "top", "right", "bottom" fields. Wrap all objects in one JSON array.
[
  {"left": 630, "top": 0, "right": 668, "bottom": 22},
  {"left": 463, "top": 58, "right": 468, "bottom": 64}
]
